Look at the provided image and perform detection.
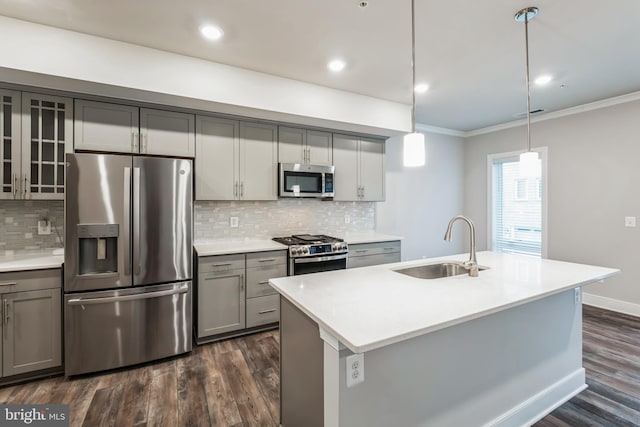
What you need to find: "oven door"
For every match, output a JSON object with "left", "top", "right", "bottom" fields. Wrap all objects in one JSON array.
[{"left": 291, "top": 253, "right": 347, "bottom": 276}]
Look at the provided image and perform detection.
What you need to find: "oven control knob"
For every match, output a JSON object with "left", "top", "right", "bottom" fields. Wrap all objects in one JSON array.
[
  {"left": 291, "top": 248, "right": 299, "bottom": 255},
  {"left": 302, "top": 247, "right": 309, "bottom": 254}
]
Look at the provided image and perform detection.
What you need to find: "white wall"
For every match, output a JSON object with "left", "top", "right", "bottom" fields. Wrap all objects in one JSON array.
[
  {"left": 376, "top": 131, "right": 466, "bottom": 261},
  {"left": 0, "top": 16, "right": 409, "bottom": 137},
  {"left": 464, "top": 99, "right": 640, "bottom": 313}
]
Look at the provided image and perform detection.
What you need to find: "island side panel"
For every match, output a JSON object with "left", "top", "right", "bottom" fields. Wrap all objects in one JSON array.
[
  {"left": 280, "top": 297, "right": 324, "bottom": 427},
  {"left": 337, "top": 289, "right": 584, "bottom": 427}
]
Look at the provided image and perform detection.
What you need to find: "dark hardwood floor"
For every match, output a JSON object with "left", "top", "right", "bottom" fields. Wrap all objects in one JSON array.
[{"left": 0, "top": 305, "right": 638, "bottom": 426}]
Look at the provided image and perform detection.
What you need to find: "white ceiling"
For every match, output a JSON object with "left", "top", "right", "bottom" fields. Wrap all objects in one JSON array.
[{"left": 1, "top": 0, "right": 639, "bottom": 132}]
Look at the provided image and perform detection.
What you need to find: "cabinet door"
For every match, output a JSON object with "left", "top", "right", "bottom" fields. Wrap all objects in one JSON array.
[
  {"left": 195, "top": 116, "right": 238, "bottom": 200},
  {"left": 197, "top": 270, "right": 245, "bottom": 337},
  {"left": 21, "top": 93, "right": 73, "bottom": 200},
  {"left": 332, "top": 134, "right": 359, "bottom": 201},
  {"left": 3, "top": 289, "right": 62, "bottom": 377},
  {"left": 239, "top": 121, "right": 277, "bottom": 200},
  {"left": 278, "top": 126, "right": 305, "bottom": 164},
  {"left": 359, "top": 138, "right": 385, "bottom": 201},
  {"left": 0, "top": 90, "right": 21, "bottom": 200},
  {"left": 307, "top": 130, "right": 332, "bottom": 166},
  {"left": 140, "top": 108, "right": 195, "bottom": 157},
  {"left": 74, "top": 99, "right": 139, "bottom": 153}
]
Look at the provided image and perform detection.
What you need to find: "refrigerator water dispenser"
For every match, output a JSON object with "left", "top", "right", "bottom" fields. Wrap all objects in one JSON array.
[{"left": 77, "top": 224, "right": 119, "bottom": 275}]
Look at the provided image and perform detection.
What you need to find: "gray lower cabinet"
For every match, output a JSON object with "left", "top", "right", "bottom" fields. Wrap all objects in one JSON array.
[
  {"left": 196, "top": 250, "right": 286, "bottom": 343},
  {"left": 348, "top": 241, "right": 401, "bottom": 269},
  {"left": 0, "top": 268, "right": 62, "bottom": 379}
]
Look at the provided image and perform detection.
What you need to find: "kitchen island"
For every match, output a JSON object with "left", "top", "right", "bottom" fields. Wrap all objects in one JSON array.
[{"left": 269, "top": 251, "right": 618, "bottom": 427}]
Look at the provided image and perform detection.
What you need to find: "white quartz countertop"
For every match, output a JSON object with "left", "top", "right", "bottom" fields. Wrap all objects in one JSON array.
[
  {"left": 339, "top": 232, "right": 403, "bottom": 244},
  {"left": 194, "top": 239, "right": 288, "bottom": 256},
  {"left": 269, "top": 251, "right": 619, "bottom": 353},
  {"left": 0, "top": 249, "right": 64, "bottom": 273}
]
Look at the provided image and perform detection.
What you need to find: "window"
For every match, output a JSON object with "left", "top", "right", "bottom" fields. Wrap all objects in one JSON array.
[{"left": 488, "top": 148, "right": 547, "bottom": 257}]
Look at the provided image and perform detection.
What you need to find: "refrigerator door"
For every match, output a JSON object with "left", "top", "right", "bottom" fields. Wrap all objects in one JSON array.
[
  {"left": 65, "top": 153, "right": 133, "bottom": 292},
  {"left": 133, "top": 157, "right": 193, "bottom": 286},
  {"left": 64, "top": 282, "right": 192, "bottom": 376}
]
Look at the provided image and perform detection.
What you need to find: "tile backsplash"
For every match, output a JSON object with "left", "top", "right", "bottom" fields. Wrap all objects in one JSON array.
[
  {"left": 0, "top": 200, "right": 64, "bottom": 254},
  {"left": 194, "top": 199, "right": 375, "bottom": 241},
  {"left": 0, "top": 199, "right": 375, "bottom": 253}
]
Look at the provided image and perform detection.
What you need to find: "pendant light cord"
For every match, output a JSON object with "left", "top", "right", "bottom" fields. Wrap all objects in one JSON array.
[
  {"left": 524, "top": 12, "right": 532, "bottom": 153},
  {"left": 411, "top": 0, "right": 416, "bottom": 133}
]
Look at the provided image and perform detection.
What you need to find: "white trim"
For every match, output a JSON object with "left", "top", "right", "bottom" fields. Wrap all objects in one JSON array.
[
  {"left": 583, "top": 293, "right": 640, "bottom": 317},
  {"left": 488, "top": 368, "right": 586, "bottom": 427},
  {"left": 422, "top": 90, "right": 640, "bottom": 138},
  {"left": 415, "top": 123, "right": 466, "bottom": 137},
  {"left": 319, "top": 326, "right": 340, "bottom": 350}
]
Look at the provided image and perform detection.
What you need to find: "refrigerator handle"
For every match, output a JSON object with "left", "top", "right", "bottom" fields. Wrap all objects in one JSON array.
[
  {"left": 133, "top": 167, "right": 141, "bottom": 276},
  {"left": 67, "top": 283, "right": 190, "bottom": 306},
  {"left": 123, "top": 167, "right": 132, "bottom": 276}
]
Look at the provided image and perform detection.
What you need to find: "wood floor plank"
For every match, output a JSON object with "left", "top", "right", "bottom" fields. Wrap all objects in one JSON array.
[
  {"left": 114, "top": 365, "right": 152, "bottom": 427},
  {"left": 146, "top": 365, "right": 178, "bottom": 427},
  {"left": 177, "top": 352, "right": 212, "bottom": 426},
  {"left": 82, "top": 384, "right": 125, "bottom": 427}
]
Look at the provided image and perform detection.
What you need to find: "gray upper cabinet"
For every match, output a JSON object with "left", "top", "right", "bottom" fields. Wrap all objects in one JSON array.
[
  {"left": 278, "top": 126, "right": 332, "bottom": 166},
  {"left": 333, "top": 134, "right": 385, "bottom": 201},
  {"left": 74, "top": 99, "right": 195, "bottom": 157},
  {"left": 0, "top": 92, "right": 73, "bottom": 201},
  {"left": 196, "top": 116, "right": 277, "bottom": 201}
]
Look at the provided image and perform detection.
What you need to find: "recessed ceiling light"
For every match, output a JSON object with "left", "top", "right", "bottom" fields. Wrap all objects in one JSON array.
[
  {"left": 414, "top": 83, "right": 429, "bottom": 93},
  {"left": 328, "top": 60, "right": 346, "bottom": 72},
  {"left": 534, "top": 75, "right": 552, "bottom": 86},
  {"left": 200, "top": 24, "right": 224, "bottom": 41}
]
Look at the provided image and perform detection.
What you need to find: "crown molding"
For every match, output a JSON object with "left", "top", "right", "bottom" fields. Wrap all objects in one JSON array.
[
  {"left": 415, "top": 123, "right": 466, "bottom": 137},
  {"left": 464, "top": 90, "right": 640, "bottom": 138}
]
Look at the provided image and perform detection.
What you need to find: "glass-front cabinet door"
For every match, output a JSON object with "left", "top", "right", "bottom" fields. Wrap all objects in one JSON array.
[
  {"left": 0, "top": 90, "right": 21, "bottom": 200},
  {"left": 21, "top": 93, "right": 72, "bottom": 199}
]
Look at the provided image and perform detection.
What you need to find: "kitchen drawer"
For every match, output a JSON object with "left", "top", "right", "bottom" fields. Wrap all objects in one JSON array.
[
  {"left": 246, "top": 250, "right": 287, "bottom": 268},
  {"left": 0, "top": 268, "right": 61, "bottom": 294},
  {"left": 348, "top": 252, "right": 401, "bottom": 269},
  {"left": 198, "top": 254, "right": 245, "bottom": 273},
  {"left": 246, "top": 294, "right": 280, "bottom": 328},
  {"left": 349, "top": 241, "right": 401, "bottom": 257},
  {"left": 246, "top": 263, "right": 286, "bottom": 298}
]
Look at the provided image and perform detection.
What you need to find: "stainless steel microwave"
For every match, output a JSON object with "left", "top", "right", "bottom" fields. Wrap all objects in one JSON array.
[{"left": 279, "top": 163, "right": 334, "bottom": 198}]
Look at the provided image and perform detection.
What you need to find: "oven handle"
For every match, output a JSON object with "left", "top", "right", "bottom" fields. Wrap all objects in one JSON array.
[{"left": 293, "top": 253, "right": 348, "bottom": 264}]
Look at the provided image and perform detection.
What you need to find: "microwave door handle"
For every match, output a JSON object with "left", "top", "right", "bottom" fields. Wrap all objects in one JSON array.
[{"left": 123, "top": 167, "right": 131, "bottom": 276}]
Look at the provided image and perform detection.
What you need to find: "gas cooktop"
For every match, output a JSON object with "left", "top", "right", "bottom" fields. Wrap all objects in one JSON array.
[{"left": 272, "top": 234, "right": 348, "bottom": 258}]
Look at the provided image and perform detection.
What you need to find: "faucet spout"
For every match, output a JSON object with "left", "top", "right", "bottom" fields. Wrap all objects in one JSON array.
[{"left": 444, "top": 215, "right": 478, "bottom": 277}]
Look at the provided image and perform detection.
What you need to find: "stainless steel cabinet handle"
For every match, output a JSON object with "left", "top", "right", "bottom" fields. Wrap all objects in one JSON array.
[
  {"left": 67, "top": 284, "right": 189, "bottom": 306},
  {"left": 258, "top": 309, "right": 277, "bottom": 315},
  {"left": 211, "top": 263, "right": 232, "bottom": 267},
  {"left": 258, "top": 258, "right": 276, "bottom": 263},
  {"left": 0, "top": 282, "right": 17, "bottom": 287},
  {"left": 12, "top": 173, "right": 17, "bottom": 199},
  {"left": 240, "top": 273, "right": 244, "bottom": 292},
  {"left": 131, "top": 132, "right": 135, "bottom": 152},
  {"left": 4, "top": 300, "right": 9, "bottom": 326},
  {"left": 133, "top": 167, "right": 141, "bottom": 276},
  {"left": 123, "top": 167, "right": 131, "bottom": 276},
  {"left": 355, "top": 249, "right": 368, "bottom": 253},
  {"left": 258, "top": 281, "right": 269, "bottom": 285},
  {"left": 23, "top": 175, "right": 28, "bottom": 198}
]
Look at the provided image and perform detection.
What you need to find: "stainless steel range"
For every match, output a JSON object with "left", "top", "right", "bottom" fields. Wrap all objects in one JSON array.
[{"left": 272, "top": 234, "right": 348, "bottom": 276}]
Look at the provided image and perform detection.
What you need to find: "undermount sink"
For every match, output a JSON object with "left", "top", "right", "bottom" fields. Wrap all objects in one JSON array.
[{"left": 393, "top": 262, "right": 488, "bottom": 279}]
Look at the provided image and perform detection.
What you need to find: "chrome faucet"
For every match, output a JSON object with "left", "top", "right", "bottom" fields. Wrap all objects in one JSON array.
[{"left": 444, "top": 215, "right": 478, "bottom": 277}]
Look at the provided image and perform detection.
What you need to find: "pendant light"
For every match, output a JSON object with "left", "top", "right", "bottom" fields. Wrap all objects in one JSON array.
[
  {"left": 403, "top": 0, "right": 425, "bottom": 167},
  {"left": 515, "top": 6, "right": 540, "bottom": 178}
]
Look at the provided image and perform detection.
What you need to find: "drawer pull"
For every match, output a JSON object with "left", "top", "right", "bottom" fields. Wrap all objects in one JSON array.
[
  {"left": 0, "top": 282, "right": 17, "bottom": 287},
  {"left": 258, "top": 281, "right": 269, "bottom": 285},
  {"left": 383, "top": 247, "right": 396, "bottom": 251},
  {"left": 258, "top": 309, "right": 277, "bottom": 315},
  {"left": 258, "top": 258, "right": 276, "bottom": 263},
  {"left": 355, "top": 250, "right": 368, "bottom": 253},
  {"left": 211, "top": 263, "right": 232, "bottom": 267}
]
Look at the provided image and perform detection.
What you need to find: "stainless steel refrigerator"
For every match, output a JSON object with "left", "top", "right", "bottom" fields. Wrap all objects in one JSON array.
[{"left": 64, "top": 153, "right": 193, "bottom": 376}]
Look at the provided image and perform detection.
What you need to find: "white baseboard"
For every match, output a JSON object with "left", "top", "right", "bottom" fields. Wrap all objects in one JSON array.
[
  {"left": 489, "top": 368, "right": 586, "bottom": 427},
  {"left": 583, "top": 293, "right": 640, "bottom": 317}
]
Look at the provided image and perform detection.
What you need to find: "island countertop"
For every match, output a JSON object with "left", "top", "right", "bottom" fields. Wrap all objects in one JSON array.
[{"left": 269, "top": 251, "right": 619, "bottom": 353}]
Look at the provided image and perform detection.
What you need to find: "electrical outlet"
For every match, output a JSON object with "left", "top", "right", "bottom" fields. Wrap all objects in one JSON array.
[
  {"left": 574, "top": 288, "right": 581, "bottom": 305},
  {"left": 346, "top": 353, "right": 364, "bottom": 387},
  {"left": 230, "top": 217, "right": 239, "bottom": 228},
  {"left": 624, "top": 216, "right": 636, "bottom": 227},
  {"left": 344, "top": 214, "right": 350, "bottom": 224},
  {"left": 37, "top": 220, "right": 51, "bottom": 235}
]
